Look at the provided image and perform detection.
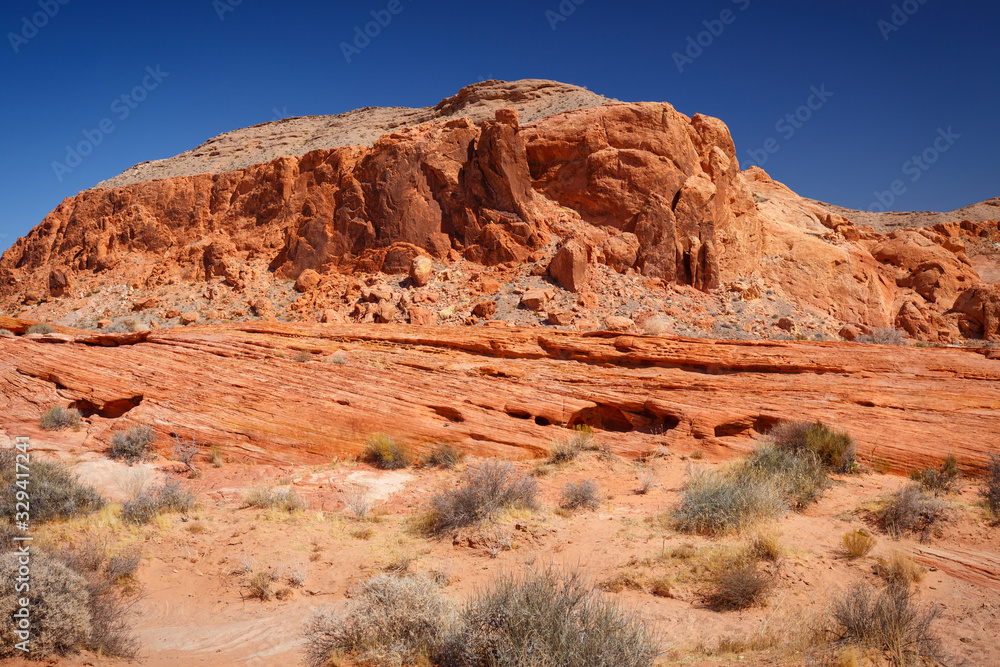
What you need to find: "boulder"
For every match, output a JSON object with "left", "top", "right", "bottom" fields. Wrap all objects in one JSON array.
[
  {"left": 294, "top": 269, "right": 321, "bottom": 293},
  {"left": 409, "top": 256, "right": 434, "bottom": 287},
  {"left": 548, "top": 240, "right": 589, "bottom": 293},
  {"left": 520, "top": 289, "right": 554, "bottom": 311},
  {"left": 604, "top": 316, "right": 635, "bottom": 332},
  {"left": 180, "top": 312, "right": 200, "bottom": 325},
  {"left": 472, "top": 301, "right": 497, "bottom": 319}
]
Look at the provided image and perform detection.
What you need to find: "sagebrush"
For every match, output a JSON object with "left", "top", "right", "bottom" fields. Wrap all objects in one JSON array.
[
  {"left": 40, "top": 405, "right": 82, "bottom": 431},
  {"left": 109, "top": 425, "right": 156, "bottom": 464},
  {"left": 426, "top": 460, "right": 537, "bottom": 534}
]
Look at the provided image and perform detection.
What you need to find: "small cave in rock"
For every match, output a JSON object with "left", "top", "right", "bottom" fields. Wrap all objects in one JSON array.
[
  {"left": 71, "top": 395, "right": 143, "bottom": 419},
  {"left": 568, "top": 405, "right": 641, "bottom": 433},
  {"left": 714, "top": 415, "right": 781, "bottom": 438},
  {"left": 431, "top": 405, "right": 466, "bottom": 423},
  {"left": 534, "top": 416, "right": 551, "bottom": 426}
]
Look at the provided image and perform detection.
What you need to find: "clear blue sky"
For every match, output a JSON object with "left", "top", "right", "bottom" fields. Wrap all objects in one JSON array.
[{"left": 2, "top": 0, "right": 998, "bottom": 251}]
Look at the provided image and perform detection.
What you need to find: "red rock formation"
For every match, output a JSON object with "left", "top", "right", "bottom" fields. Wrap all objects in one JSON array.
[{"left": 1, "top": 321, "right": 997, "bottom": 473}]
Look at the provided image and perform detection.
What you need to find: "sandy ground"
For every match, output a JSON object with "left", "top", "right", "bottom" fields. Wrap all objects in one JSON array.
[{"left": 4, "top": 429, "right": 998, "bottom": 667}]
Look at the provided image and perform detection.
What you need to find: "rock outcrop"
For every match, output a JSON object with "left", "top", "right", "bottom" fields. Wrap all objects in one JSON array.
[
  {"left": 1, "top": 321, "right": 996, "bottom": 473},
  {"left": 1, "top": 79, "right": 997, "bottom": 344}
]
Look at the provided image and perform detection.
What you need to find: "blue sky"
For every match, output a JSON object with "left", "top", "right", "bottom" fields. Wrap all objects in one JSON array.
[{"left": 2, "top": 0, "right": 998, "bottom": 251}]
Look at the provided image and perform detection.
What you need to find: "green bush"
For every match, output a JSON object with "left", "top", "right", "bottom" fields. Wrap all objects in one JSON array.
[
  {"left": 769, "top": 421, "right": 856, "bottom": 472},
  {"left": 26, "top": 323, "right": 55, "bottom": 335},
  {"left": 109, "top": 425, "right": 156, "bottom": 464},
  {"left": 0, "top": 457, "right": 105, "bottom": 524},
  {"left": 427, "top": 460, "right": 537, "bottom": 534},
  {"left": 742, "top": 444, "right": 829, "bottom": 509},
  {"left": 40, "top": 405, "right": 82, "bottom": 431},
  {"left": 363, "top": 433, "right": 412, "bottom": 470}
]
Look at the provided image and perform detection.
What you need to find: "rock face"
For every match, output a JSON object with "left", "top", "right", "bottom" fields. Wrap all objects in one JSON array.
[
  {"left": 0, "top": 320, "right": 996, "bottom": 473},
  {"left": 1, "top": 79, "right": 997, "bottom": 344}
]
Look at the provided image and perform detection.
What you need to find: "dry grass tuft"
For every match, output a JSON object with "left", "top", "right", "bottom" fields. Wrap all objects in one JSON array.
[
  {"left": 841, "top": 529, "right": 877, "bottom": 559},
  {"left": 363, "top": 433, "right": 412, "bottom": 470},
  {"left": 242, "top": 486, "right": 306, "bottom": 513},
  {"left": 875, "top": 552, "right": 926, "bottom": 588}
]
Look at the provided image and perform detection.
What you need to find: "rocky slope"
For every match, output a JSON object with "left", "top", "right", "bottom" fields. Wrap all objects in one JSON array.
[
  {"left": 95, "top": 79, "right": 615, "bottom": 190},
  {"left": 1, "top": 79, "right": 998, "bottom": 346}
]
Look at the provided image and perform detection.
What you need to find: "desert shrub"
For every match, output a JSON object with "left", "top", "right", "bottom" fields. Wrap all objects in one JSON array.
[
  {"left": 560, "top": 480, "right": 600, "bottom": 511},
  {"left": 0, "top": 459, "right": 105, "bottom": 524},
  {"left": 109, "top": 425, "right": 156, "bottom": 464},
  {"left": 26, "top": 323, "right": 55, "bottom": 335},
  {"left": 828, "top": 582, "right": 941, "bottom": 666},
  {"left": 171, "top": 435, "right": 201, "bottom": 470},
  {"left": 121, "top": 480, "right": 195, "bottom": 524},
  {"left": 742, "top": 444, "right": 829, "bottom": 508},
  {"left": 769, "top": 421, "right": 856, "bottom": 472},
  {"left": 636, "top": 467, "right": 657, "bottom": 495},
  {"left": 857, "top": 327, "right": 907, "bottom": 346},
  {"left": 427, "top": 460, "right": 538, "bottom": 534},
  {"left": 426, "top": 444, "right": 464, "bottom": 469},
  {"left": 248, "top": 572, "right": 273, "bottom": 601},
  {"left": 707, "top": 559, "right": 776, "bottom": 611},
  {"left": 104, "top": 547, "right": 141, "bottom": 585},
  {"left": 548, "top": 440, "right": 580, "bottom": 464},
  {"left": 303, "top": 573, "right": 451, "bottom": 667},
  {"left": 910, "top": 455, "right": 960, "bottom": 494},
  {"left": 242, "top": 486, "right": 305, "bottom": 512},
  {"left": 747, "top": 532, "right": 783, "bottom": 562},
  {"left": 547, "top": 427, "right": 598, "bottom": 465},
  {"left": 208, "top": 445, "right": 224, "bottom": 467},
  {"left": 0, "top": 329, "right": 14, "bottom": 337},
  {"left": 0, "top": 551, "right": 91, "bottom": 658},
  {"left": 983, "top": 453, "right": 1000, "bottom": 518},
  {"left": 876, "top": 486, "right": 949, "bottom": 541},
  {"left": 643, "top": 317, "right": 669, "bottom": 335},
  {"left": 40, "top": 405, "right": 82, "bottom": 431},
  {"left": 342, "top": 484, "right": 373, "bottom": 521},
  {"left": 842, "top": 529, "right": 877, "bottom": 559},
  {"left": 447, "top": 565, "right": 660, "bottom": 667},
  {"left": 673, "top": 466, "right": 786, "bottom": 535},
  {"left": 292, "top": 350, "right": 312, "bottom": 363},
  {"left": 0, "top": 543, "right": 140, "bottom": 659},
  {"left": 363, "top": 433, "right": 412, "bottom": 470},
  {"left": 876, "top": 552, "right": 926, "bottom": 588}
]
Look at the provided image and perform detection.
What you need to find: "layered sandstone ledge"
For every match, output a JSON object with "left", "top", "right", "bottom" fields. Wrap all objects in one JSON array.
[{"left": 2, "top": 320, "right": 997, "bottom": 473}]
